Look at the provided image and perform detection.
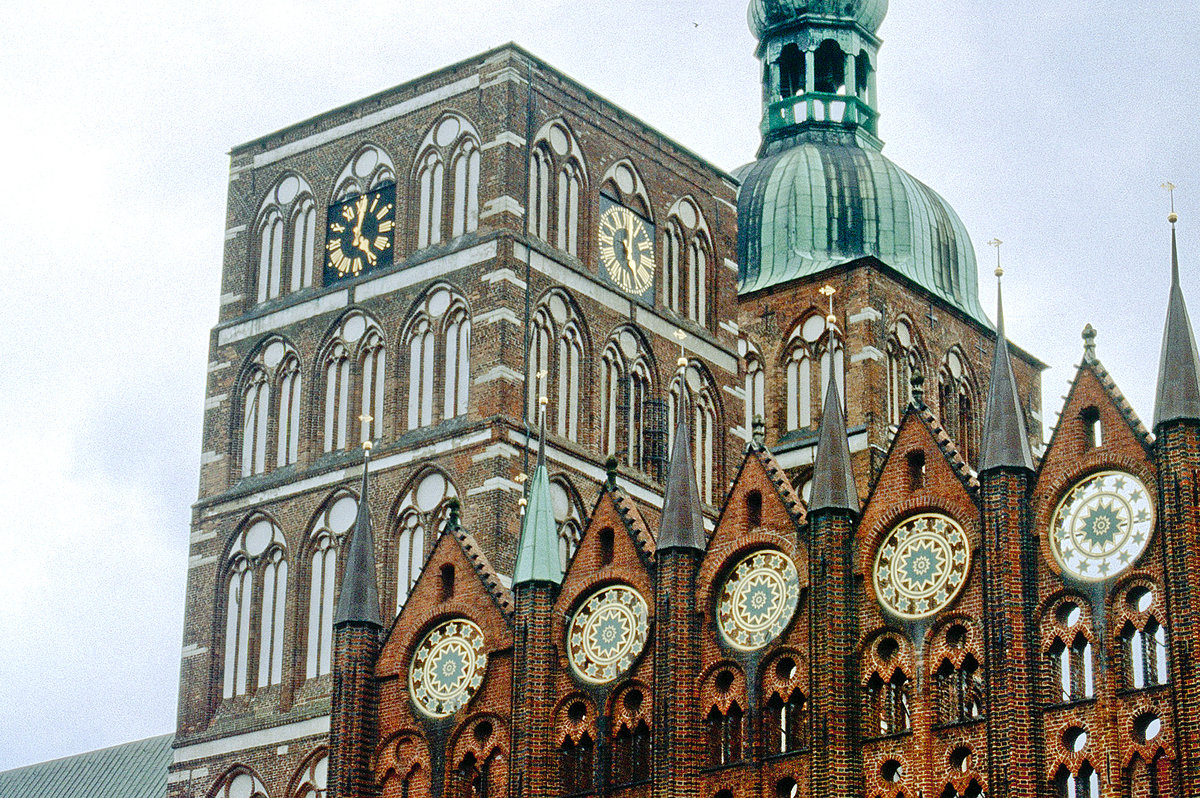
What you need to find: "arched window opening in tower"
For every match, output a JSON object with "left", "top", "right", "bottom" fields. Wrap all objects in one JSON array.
[
  {"left": 705, "top": 702, "right": 743, "bottom": 767},
  {"left": 764, "top": 689, "right": 805, "bottom": 755},
  {"left": 222, "top": 517, "right": 288, "bottom": 699},
  {"left": 276, "top": 355, "right": 301, "bottom": 468},
  {"left": 323, "top": 341, "right": 351, "bottom": 453},
  {"left": 866, "top": 668, "right": 911, "bottom": 737},
  {"left": 777, "top": 43, "right": 804, "bottom": 99},
  {"left": 241, "top": 368, "right": 269, "bottom": 477},
  {"left": 394, "top": 471, "right": 457, "bottom": 613},
  {"left": 292, "top": 752, "right": 328, "bottom": 798},
  {"left": 452, "top": 752, "right": 490, "bottom": 798},
  {"left": 744, "top": 341, "right": 766, "bottom": 436},
  {"left": 359, "top": 329, "right": 386, "bottom": 444},
  {"left": 528, "top": 292, "right": 585, "bottom": 443},
  {"left": 1082, "top": 406, "right": 1103, "bottom": 448},
  {"left": 1047, "top": 603, "right": 1095, "bottom": 703},
  {"left": 305, "top": 493, "right": 356, "bottom": 680},
  {"left": 405, "top": 287, "right": 471, "bottom": 431},
  {"left": 1122, "top": 586, "right": 1169, "bottom": 689},
  {"left": 1055, "top": 762, "right": 1100, "bottom": 798},
  {"left": 934, "top": 655, "right": 984, "bottom": 725}
]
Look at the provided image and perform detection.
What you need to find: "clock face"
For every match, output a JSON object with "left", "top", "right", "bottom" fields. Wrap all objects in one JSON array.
[
  {"left": 567, "top": 585, "right": 649, "bottom": 684},
  {"left": 1050, "top": 470, "right": 1154, "bottom": 582},
  {"left": 408, "top": 618, "right": 487, "bottom": 718},
  {"left": 598, "top": 197, "right": 655, "bottom": 301},
  {"left": 717, "top": 550, "right": 800, "bottom": 651},
  {"left": 324, "top": 184, "right": 395, "bottom": 283},
  {"left": 873, "top": 513, "right": 971, "bottom": 620}
]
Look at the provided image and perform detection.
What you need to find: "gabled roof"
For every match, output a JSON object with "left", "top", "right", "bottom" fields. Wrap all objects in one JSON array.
[
  {"left": 0, "top": 735, "right": 172, "bottom": 798},
  {"left": 1153, "top": 223, "right": 1200, "bottom": 429},
  {"left": 448, "top": 521, "right": 514, "bottom": 616}
]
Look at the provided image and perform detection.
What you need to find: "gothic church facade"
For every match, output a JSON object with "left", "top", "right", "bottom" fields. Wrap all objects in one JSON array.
[{"left": 167, "top": 2, "right": 1200, "bottom": 798}]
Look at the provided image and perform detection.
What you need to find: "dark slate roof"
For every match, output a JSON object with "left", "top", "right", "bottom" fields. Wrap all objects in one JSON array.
[
  {"left": 0, "top": 735, "right": 172, "bottom": 798},
  {"left": 1153, "top": 225, "right": 1200, "bottom": 429},
  {"left": 657, "top": 397, "right": 707, "bottom": 552},
  {"left": 334, "top": 453, "right": 382, "bottom": 627},
  {"left": 809, "top": 374, "right": 860, "bottom": 514},
  {"left": 979, "top": 280, "right": 1035, "bottom": 473}
]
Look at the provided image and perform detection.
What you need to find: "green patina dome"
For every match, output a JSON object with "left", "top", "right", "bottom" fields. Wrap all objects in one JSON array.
[
  {"left": 748, "top": 0, "right": 889, "bottom": 39},
  {"left": 736, "top": 135, "right": 987, "bottom": 323}
]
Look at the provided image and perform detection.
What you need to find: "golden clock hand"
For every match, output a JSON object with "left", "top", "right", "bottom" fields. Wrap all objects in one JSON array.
[{"left": 353, "top": 195, "right": 367, "bottom": 245}]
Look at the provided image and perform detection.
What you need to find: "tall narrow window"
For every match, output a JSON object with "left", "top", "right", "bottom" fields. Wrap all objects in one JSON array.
[
  {"left": 744, "top": 344, "right": 765, "bottom": 435},
  {"left": 450, "top": 139, "right": 480, "bottom": 238},
  {"left": 223, "top": 556, "right": 253, "bottom": 698},
  {"left": 290, "top": 199, "right": 316, "bottom": 292},
  {"left": 529, "top": 145, "right": 551, "bottom": 242},
  {"left": 417, "top": 150, "right": 444, "bottom": 249},
  {"left": 306, "top": 532, "right": 337, "bottom": 679},
  {"left": 395, "top": 511, "right": 425, "bottom": 611},
  {"left": 529, "top": 308, "right": 552, "bottom": 412},
  {"left": 276, "top": 357, "right": 301, "bottom": 467},
  {"left": 560, "top": 734, "right": 594, "bottom": 795},
  {"left": 324, "top": 343, "right": 350, "bottom": 452},
  {"left": 694, "top": 384, "right": 717, "bottom": 505},
  {"left": 257, "top": 546, "right": 287, "bottom": 688},
  {"left": 558, "top": 323, "right": 583, "bottom": 440},
  {"left": 257, "top": 211, "right": 284, "bottom": 303},
  {"left": 394, "top": 472, "right": 456, "bottom": 612},
  {"left": 687, "top": 237, "right": 708, "bottom": 325},
  {"left": 764, "top": 690, "right": 805, "bottom": 754},
  {"left": 600, "top": 345, "right": 624, "bottom": 457},
  {"left": 665, "top": 221, "right": 683, "bottom": 314},
  {"left": 360, "top": 331, "right": 385, "bottom": 444},
  {"left": 558, "top": 162, "right": 582, "bottom": 256},
  {"left": 241, "top": 370, "right": 269, "bottom": 477},
  {"left": 444, "top": 309, "right": 470, "bottom": 419},
  {"left": 706, "top": 704, "right": 743, "bottom": 767},
  {"left": 777, "top": 43, "right": 805, "bottom": 98},
  {"left": 407, "top": 318, "right": 434, "bottom": 430}
]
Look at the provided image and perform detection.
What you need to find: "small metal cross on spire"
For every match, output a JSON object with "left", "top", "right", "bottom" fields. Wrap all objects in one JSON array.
[
  {"left": 358, "top": 414, "right": 374, "bottom": 452},
  {"left": 1163, "top": 182, "right": 1179, "bottom": 225},
  {"left": 673, "top": 328, "right": 688, "bottom": 374},
  {"left": 987, "top": 238, "right": 1004, "bottom": 278}
]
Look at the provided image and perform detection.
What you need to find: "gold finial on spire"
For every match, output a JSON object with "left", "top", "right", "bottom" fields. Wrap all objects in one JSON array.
[
  {"left": 358, "top": 415, "right": 374, "bottom": 451},
  {"left": 1163, "top": 182, "right": 1179, "bottom": 224},
  {"left": 987, "top": 238, "right": 1004, "bottom": 278},
  {"left": 673, "top": 329, "right": 688, "bottom": 371},
  {"left": 819, "top": 284, "right": 837, "bottom": 326}
]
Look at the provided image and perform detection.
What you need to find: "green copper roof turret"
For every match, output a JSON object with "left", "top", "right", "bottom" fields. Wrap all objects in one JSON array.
[{"left": 513, "top": 434, "right": 563, "bottom": 586}]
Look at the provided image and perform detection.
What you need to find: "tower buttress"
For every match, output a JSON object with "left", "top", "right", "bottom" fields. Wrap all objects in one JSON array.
[
  {"left": 977, "top": 275, "right": 1039, "bottom": 798},
  {"left": 652, "top": 388, "right": 706, "bottom": 798},
  {"left": 510, "top": 428, "right": 562, "bottom": 798},
  {"left": 1153, "top": 214, "right": 1200, "bottom": 792},
  {"left": 806, "top": 375, "right": 861, "bottom": 797},
  {"left": 330, "top": 449, "right": 382, "bottom": 798}
]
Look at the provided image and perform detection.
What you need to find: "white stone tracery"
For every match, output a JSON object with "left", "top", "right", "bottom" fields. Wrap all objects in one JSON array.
[
  {"left": 415, "top": 114, "right": 480, "bottom": 249},
  {"left": 255, "top": 173, "right": 317, "bottom": 303},
  {"left": 222, "top": 516, "right": 288, "bottom": 698},
  {"left": 305, "top": 493, "right": 359, "bottom": 680},
  {"left": 403, "top": 286, "right": 470, "bottom": 431}
]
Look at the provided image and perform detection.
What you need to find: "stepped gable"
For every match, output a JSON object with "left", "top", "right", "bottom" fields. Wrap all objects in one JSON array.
[
  {"left": 752, "top": 442, "right": 808, "bottom": 526},
  {"left": 1082, "top": 357, "right": 1153, "bottom": 449},
  {"left": 449, "top": 521, "right": 513, "bottom": 616},
  {"left": 901, "top": 401, "right": 981, "bottom": 494},
  {"left": 608, "top": 481, "right": 657, "bottom": 560}
]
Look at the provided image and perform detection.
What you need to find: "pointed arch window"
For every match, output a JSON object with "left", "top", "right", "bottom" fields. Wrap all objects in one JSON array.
[
  {"left": 559, "top": 733, "right": 594, "bottom": 795},
  {"left": 1056, "top": 763, "right": 1101, "bottom": 798},
  {"left": 687, "top": 236, "right": 709, "bottom": 326},
  {"left": 294, "top": 754, "right": 329, "bottom": 798},
  {"left": 453, "top": 753, "right": 490, "bottom": 798},
  {"left": 601, "top": 328, "right": 654, "bottom": 469},
  {"left": 1121, "top": 586, "right": 1169, "bottom": 689},
  {"left": 705, "top": 703, "right": 743, "bottom": 767},
  {"left": 405, "top": 287, "right": 470, "bottom": 431},
  {"left": 444, "top": 307, "right": 471, "bottom": 420},
  {"left": 611, "top": 721, "right": 651, "bottom": 787},
  {"left": 417, "top": 149, "right": 444, "bottom": 249},
  {"left": 255, "top": 173, "right": 316, "bottom": 302},
  {"left": 222, "top": 518, "right": 287, "bottom": 698},
  {"left": 529, "top": 144, "right": 552, "bottom": 242},
  {"left": 665, "top": 220, "right": 684, "bottom": 314},
  {"left": 450, "top": 138, "right": 480, "bottom": 238},
  {"left": 213, "top": 771, "right": 268, "bottom": 798},
  {"left": 558, "top": 160, "right": 583, "bottom": 256},
  {"left": 1047, "top": 603, "right": 1095, "bottom": 703},
  {"left": 305, "top": 494, "right": 358, "bottom": 679},
  {"left": 669, "top": 363, "right": 720, "bottom": 504},
  {"left": 887, "top": 319, "right": 916, "bottom": 426},
  {"left": 744, "top": 341, "right": 766, "bottom": 436},
  {"left": 935, "top": 655, "right": 984, "bottom": 724},
  {"left": 394, "top": 471, "right": 457, "bottom": 612},
  {"left": 864, "top": 639, "right": 911, "bottom": 739},
  {"left": 550, "top": 477, "right": 584, "bottom": 574},
  {"left": 407, "top": 317, "right": 435, "bottom": 430},
  {"left": 277, "top": 356, "right": 301, "bottom": 467},
  {"left": 764, "top": 689, "right": 806, "bottom": 755},
  {"left": 528, "top": 291, "right": 586, "bottom": 442},
  {"left": 359, "top": 330, "right": 386, "bottom": 444},
  {"left": 786, "top": 314, "right": 836, "bottom": 431},
  {"left": 323, "top": 342, "right": 350, "bottom": 453},
  {"left": 241, "top": 369, "right": 270, "bottom": 477},
  {"left": 939, "top": 349, "right": 976, "bottom": 466},
  {"left": 290, "top": 199, "right": 317, "bottom": 292}
]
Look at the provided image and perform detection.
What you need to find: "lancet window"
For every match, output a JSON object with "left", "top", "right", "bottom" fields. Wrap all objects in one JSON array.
[
  {"left": 559, "top": 734, "right": 594, "bottom": 795},
  {"left": 549, "top": 476, "right": 584, "bottom": 573},
  {"left": 237, "top": 337, "right": 302, "bottom": 477},
  {"left": 293, "top": 752, "right": 329, "bottom": 798},
  {"left": 1120, "top": 585, "right": 1169, "bottom": 689},
  {"left": 404, "top": 286, "right": 471, "bottom": 430},
  {"left": 393, "top": 471, "right": 457, "bottom": 612},
  {"left": 527, "top": 120, "right": 587, "bottom": 257},
  {"left": 610, "top": 687, "right": 651, "bottom": 787},
  {"left": 785, "top": 313, "right": 842, "bottom": 431},
  {"left": 527, "top": 290, "right": 585, "bottom": 442},
  {"left": 320, "top": 312, "right": 384, "bottom": 453},
  {"left": 600, "top": 327, "right": 655, "bottom": 470},
  {"left": 305, "top": 493, "right": 358, "bottom": 679},
  {"left": 222, "top": 517, "right": 288, "bottom": 698},
  {"left": 938, "top": 348, "right": 976, "bottom": 466},
  {"left": 415, "top": 114, "right": 480, "bottom": 250},
  {"left": 668, "top": 361, "right": 721, "bottom": 504},
  {"left": 932, "top": 624, "right": 985, "bottom": 725},
  {"left": 762, "top": 654, "right": 806, "bottom": 756},
  {"left": 886, "top": 318, "right": 919, "bottom": 426},
  {"left": 863, "top": 636, "right": 911, "bottom": 737},
  {"left": 254, "top": 173, "right": 317, "bottom": 303},
  {"left": 743, "top": 339, "right": 766, "bottom": 437},
  {"left": 663, "top": 197, "right": 712, "bottom": 326},
  {"left": 1046, "top": 601, "right": 1095, "bottom": 703}
]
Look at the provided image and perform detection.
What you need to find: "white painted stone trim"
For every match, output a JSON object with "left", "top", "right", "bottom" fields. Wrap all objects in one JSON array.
[
  {"left": 218, "top": 291, "right": 349, "bottom": 346},
  {"left": 355, "top": 241, "right": 498, "bottom": 303},
  {"left": 472, "top": 442, "right": 519, "bottom": 462},
  {"left": 480, "top": 196, "right": 524, "bottom": 220},
  {"left": 849, "top": 307, "right": 882, "bottom": 324},
  {"left": 772, "top": 428, "right": 870, "bottom": 469},
  {"left": 476, "top": 307, "right": 521, "bottom": 327},
  {"left": 200, "top": 451, "right": 224, "bottom": 464},
  {"left": 475, "top": 365, "right": 523, "bottom": 385},
  {"left": 851, "top": 345, "right": 885, "bottom": 363},
  {"left": 173, "top": 716, "right": 331, "bottom": 764},
  {"left": 188, "top": 554, "right": 217, "bottom": 570},
  {"left": 466, "top": 477, "right": 523, "bottom": 496},
  {"left": 225, "top": 225, "right": 246, "bottom": 240},
  {"left": 251, "top": 75, "right": 480, "bottom": 169},
  {"left": 481, "top": 268, "right": 527, "bottom": 290},
  {"left": 482, "top": 131, "right": 525, "bottom": 150},
  {"left": 205, "top": 394, "right": 228, "bottom": 410}
]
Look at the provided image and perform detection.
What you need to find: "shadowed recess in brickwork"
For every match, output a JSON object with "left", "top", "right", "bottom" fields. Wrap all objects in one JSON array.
[{"left": 1154, "top": 224, "right": 1200, "bottom": 428}]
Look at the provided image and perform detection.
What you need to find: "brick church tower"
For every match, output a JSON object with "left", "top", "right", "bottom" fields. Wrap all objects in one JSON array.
[{"left": 167, "top": 2, "right": 1200, "bottom": 797}]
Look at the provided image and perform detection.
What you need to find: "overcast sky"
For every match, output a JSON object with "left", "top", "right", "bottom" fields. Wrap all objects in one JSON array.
[{"left": 0, "top": 0, "right": 1196, "bottom": 772}]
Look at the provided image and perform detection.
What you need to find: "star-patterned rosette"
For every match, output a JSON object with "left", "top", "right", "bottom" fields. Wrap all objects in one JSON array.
[
  {"left": 568, "top": 585, "right": 650, "bottom": 684},
  {"left": 1050, "top": 470, "right": 1154, "bottom": 582},
  {"left": 717, "top": 550, "right": 800, "bottom": 651},
  {"left": 409, "top": 618, "right": 488, "bottom": 718},
  {"left": 873, "top": 513, "right": 970, "bottom": 620}
]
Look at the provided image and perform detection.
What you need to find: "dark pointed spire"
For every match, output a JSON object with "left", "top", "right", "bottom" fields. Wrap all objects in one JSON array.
[
  {"left": 979, "top": 272, "right": 1035, "bottom": 473},
  {"left": 809, "top": 370, "right": 860, "bottom": 515},
  {"left": 1154, "top": 215, "right": 1200, "bottom": 429},
  {"left": 513, "top": 399, "right": 562, "bottom": 586},
  {"left": 335, "top": 447, "right": 382, "bottom": 627},
  {"left": 658, "top": 372, "right": 706, "bottom": 552}
]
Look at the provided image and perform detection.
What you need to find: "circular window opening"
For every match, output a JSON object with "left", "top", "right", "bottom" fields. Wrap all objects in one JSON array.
[
  {"left": 775, "top": 778, "right": 798, "bottom": 798},
  {"left": 473, "top": 720, "right": 493, "bottom": 743},
  {"left": 567, "top": 701, "right": 587, "bottom": 722},
  {"left": 1129, "top": 586, "right": 1154, "bottom": 613},
  {"left": 950, "top": 746, "right": 972, "bottom": 773},
  {"left": 715, "top": 670, "right": 735, "bottom": 693},
  {"left": 623, "top": 689, "right": 644, "bottom": 713},
  {"left": 947, "top": 624, "right": 968, "bottom": 648},
  {"left": 881, "top": 759, "right": 903, "bottom": 783},
  {"left": 877, "top": 638, "right": 899, "bottom": 662},
  {"left": 776, "top": 657, "right": 797, "bottom": 681},
  {"left": 1134, "top": 713, "right": 1162, "bottom": 744},
  {"left": 1062, "top": 726, "right": 1088, "bottom": 753},
  {"left": 1058, "top": 603, "right": 1083, "bottom": 628}
]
